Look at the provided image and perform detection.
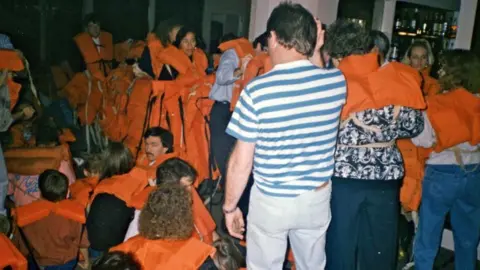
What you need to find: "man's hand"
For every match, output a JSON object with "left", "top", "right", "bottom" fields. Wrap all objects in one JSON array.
[
  {"left": 22, "top": 106, "right": 35, "bottom": 120},
  {"left": 224, "top": 207, "right": 245, "bottom": 239},
  {"left": 314, "top": 18, "right": 325, "bottom": 52},
  {"left": 241, "top": 55, "right": 253, "bottom": 73}
]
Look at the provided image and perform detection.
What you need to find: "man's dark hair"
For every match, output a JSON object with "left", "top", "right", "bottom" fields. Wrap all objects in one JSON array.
[
  {"left": 92, "top": 251, "right": 140, "bottom": 270},
  {"left": 38, "top": 169, "right": 69, "bottom": 202},
  {"left": 253, "top": 32, "right": 268, "bottom": 51},
  {"left": 266, "top": 2, "right": 317, "bottom": 56},
  {"left": 325, "top": 19, "right": 371, "bottom": 59},
  {"left": 156, "top": 157, "right": 198, "bottom": 185},
  {"left": 143, "top": 127, "right": 173, "bottom": 153},
  {"left": 369, "top": 30, "right": 390, "bottom": 59},
  {"left": 83, "top": 13, "right": 100, "bottom": 28}
]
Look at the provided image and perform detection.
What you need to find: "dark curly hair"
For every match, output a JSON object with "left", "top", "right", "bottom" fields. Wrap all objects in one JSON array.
[
  {"left": 213, "top": 238, "right": 245, "bottom": 270},
  {"left": 139, "top": 183, "right": 193, "bottom": 240},
  {"left": 438, "top": 49, "right": 480, "bottom": 94},
  {"left": 324, "top": 19, "right": 371, "bottom": 59},
  {"left": 92, "top": 251, "right": 140, "bottom": 270},
  {"left": 156, "top": 157, "right": 198, "bottom": 186}
]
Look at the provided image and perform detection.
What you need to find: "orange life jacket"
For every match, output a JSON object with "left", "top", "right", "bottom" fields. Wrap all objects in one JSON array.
[
  {"left": 111, "top": 235, "right": 215, "bottom": 270},
  {"left": 191, "top": 189, "right": 216, "bottom": 245},
  {"left": 59, "top": 128, "right": 76, "bottom": 144},
  {"left": 13, "top": 199, "right": 86, "bottom": 227},
  {"left": 398, "top": 139, "right": 425, "bottom": 211},
  {"left": 9, "top": 123, "right": 35, "bottom": 148},
  {"left": 90, "top": 167, "right": 149, "bottom": 206},
  {"left": 74, "top": 32, "right": 113, "bottom": 80},
  {"left": 426, "top": 88, "right": 480, "bottom": 152},
  {"left": 0, "top": 49, "right": 24, "bottom": 71},
  {"left": 338, "top": 53, "right": 426, "bottom": 119},
  {"left": 147, "top": 33, "right": 165, "bottom": 79},
  {"left": 114, "top": 40, "right": 146, "bottom": 63},
  {"left": 230, "top": 53, "right": 272, "bottom": 111},
  {"left": 159, "top": 46, "right": 208, "bottom": 78},
  {"left": 7, "top": 78, "right": 21, "bottom": 111},
  {"left": 70, "top": 177, "right": 99, "bottom": 207},
  {"left": 420, "top": 68, "right": 441, "bottom": 97},
  {"left": 0, "top": 234, "right": 27, "bottom": 270},
  {"left": 135, "top": 152, "right": 180, "bottom": 180},
  {"left": 218, "top": 38, "right": 255, "bottom": 68},
  {"left": 5, "top": 144, "right": 72, "bottom": 176},
  {"left": 62, "top": 72, "right": 89, "bottom": 109}
]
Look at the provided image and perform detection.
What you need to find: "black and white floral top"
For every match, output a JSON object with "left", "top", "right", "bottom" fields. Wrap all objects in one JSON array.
[{"left": 333, "top": 105, "right": 424, "bottom": 180}]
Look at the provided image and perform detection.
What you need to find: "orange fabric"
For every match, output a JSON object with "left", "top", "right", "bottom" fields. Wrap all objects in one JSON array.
[
  {"left": 129, "top": 40, "right": 146, "bottom": 60},
  {"left": 191, "top": 189, "right": 216, "bottom": 244},
  {"left": 426, "top": 88, "right": 480, "bottom": 152},
  {"left": 338, "top": 53, "right": 426, "bottom": 119},
  {"left": 13, "top": 199, "right": 86, "bottom": 227},
  {"left": 0, "top": 234, "right": 27, "bottom": 270},
  {"left": 135, "top": 152, "right": 180, "bottom": 180},
  {"left": 70, "top": 177, "right": 99, "bottom": 207},
  {"left": 218, "top": 38, "right": 255, "bottom": 67},
  {"left": 111, "top": 236, "right": 215, "bottom": 270},
  {"left": 0, "top": 49, "right": 24, "bottom": 71},
  {"left": 230, "top": 53, "right": 272, "bottom": 111},
  {"left": 90, "top": 167, "right": 149, "bottom": 205},
  {"left": 421, "top": 69, "right": 441, "bottom": 97},
  {"left": 7, "top": 78, "right": 21, "bottom": 111},
  {"left": 128, "top": 186, "right": 155, "bottom": 210},
  {"left": 9, "top": 124, "right": 35, "bottom": 148},
  {"left": 5, "top": 144, "right": 72, "bottom": 176},
  {"left": 63, "top": 72, "right": 89, "bottom": 109},
  {"left": 147, "top": 34, "right": 165, "bottom": 79},
  {"left": 398, "top": 139, "right": 425, "bottom": 211},
  {"left": 114, "top": 40, "right": 146, "bottom": 63},
  {"left": 59, "top": 128, "right": 76, "bottom": 144},
  {"left": 213, "top": 54, "right": 221, "bottom": 69},
  {"left": 159, "top": 46, "right": 208, "bottom": 77},
  {"left": 74, "top": 32, "right": 113, "bottom": 80}
]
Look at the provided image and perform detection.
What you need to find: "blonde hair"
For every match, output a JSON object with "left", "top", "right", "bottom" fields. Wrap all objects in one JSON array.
[{"left": 401, "top": 39, "right": 435, "bottom": 67}]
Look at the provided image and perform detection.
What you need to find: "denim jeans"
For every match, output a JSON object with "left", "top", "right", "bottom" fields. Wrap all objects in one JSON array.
[{"left": 414, "top": 164, "right": 480, "bottom": 270}]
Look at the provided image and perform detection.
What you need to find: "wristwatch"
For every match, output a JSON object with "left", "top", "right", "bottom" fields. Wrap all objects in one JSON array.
[{"left": 222, "top": 206, "right": 237, "bottom": 215}]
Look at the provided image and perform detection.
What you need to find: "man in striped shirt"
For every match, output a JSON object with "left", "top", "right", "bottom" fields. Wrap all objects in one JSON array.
[{"left": 222, "top": 2, "right": 347, "bottom": 269}]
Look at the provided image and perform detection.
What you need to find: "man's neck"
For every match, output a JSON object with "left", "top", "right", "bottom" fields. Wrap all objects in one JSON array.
[{"left": 272, "top": 49, "right": 308, "bottom": 66}]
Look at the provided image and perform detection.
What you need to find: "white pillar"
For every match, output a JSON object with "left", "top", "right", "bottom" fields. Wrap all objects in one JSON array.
[
  {"left": 455, "top": 0, "right": 478, "bottom": 49},
  {"left": 148, "top": 0, "right": 156, "bottom": 32},
  {"left": 83, "top": 0, "right": 94, "bottom": 18},
  {"left": 371, "top": 0, "right": 397, "bottom": 41},
  {"left": 248, "top": 0, "right": 340, "bottom": 40}
]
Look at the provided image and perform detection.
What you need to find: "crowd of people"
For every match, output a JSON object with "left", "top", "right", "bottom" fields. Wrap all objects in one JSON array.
[{"left": 0, "top": 1, "right": 479, "bottom": 270}]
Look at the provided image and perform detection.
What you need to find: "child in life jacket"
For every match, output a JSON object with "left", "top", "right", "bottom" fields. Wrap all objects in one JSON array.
[
  {"left": 124, "top": 157, "right": 219, "bottom": 244},
  {"left": 92, "top": 251, "right": 140, "bottom": 270},
  {"left": 7, "top": 117, "right": 76, "bottom": 207},
  {"left": 411, "top": 49, "right": 480, "bottom": 270},
  {"left": 69, "top": 153, "right": 102, "bottom": 207},
  {"left": 12, "top": 169, "right": 89, "bottom": 269},
  {"left": 112, "top": 183, "right": 215, "bottom": 269}
]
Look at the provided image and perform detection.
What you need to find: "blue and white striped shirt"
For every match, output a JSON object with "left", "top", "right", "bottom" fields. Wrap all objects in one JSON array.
[{"left": 226, "top": 60, "right": 347, "bottom": 197}]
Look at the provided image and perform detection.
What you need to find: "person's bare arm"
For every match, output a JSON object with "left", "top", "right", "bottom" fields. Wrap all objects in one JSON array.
[
  {"left": 309, "top": 18, "right": 325, "bottom": 68},
  {"left": 223, "top": 140, "right": 255, "bottom": 211}
]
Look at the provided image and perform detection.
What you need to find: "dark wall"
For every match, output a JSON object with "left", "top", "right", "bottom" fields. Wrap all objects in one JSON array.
[
  {"left": 472, "top": 2, "right": 480, "bottom": 56},
  {"left": 337, "top": 0, "right": 376, "bottom": 29},
  {"left": 155, "top": 0, "right": 205, "bottom": 38}
]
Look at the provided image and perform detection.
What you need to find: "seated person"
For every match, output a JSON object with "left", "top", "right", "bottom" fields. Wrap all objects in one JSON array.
[
  {"left": 69, "top": 153, "right": 102, "bottom": 207},
  {"left": 92, "top": 251, "right": 140, "bottom": 270},
  {"left": 12, "top": 170, "right": 89, "bottom": 269},
  {"left": 136, "top": 127, "right": 174, "bottom": 168},
  {"left": 124, "top": 158, "right": 218, "bottom": 245},
  {"left": 112, "top": 183, "right": 215, "bottom": 269},
  {"left": 86, "top": 142, "right": 136, "bottom": 259},
  {"left": 7, "top": 117, "right": 76, "bottom": 206}
]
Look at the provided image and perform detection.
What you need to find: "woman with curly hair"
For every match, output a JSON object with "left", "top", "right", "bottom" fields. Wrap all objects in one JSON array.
[
  {"left": 323, "top": 20, "right": 426, "bottom": 270},
  {"left": 112, "top": 183, "right": 215, "bottom": 269},
  {"left": 411, "top": 49, "right": 480, "bottom": 270}
]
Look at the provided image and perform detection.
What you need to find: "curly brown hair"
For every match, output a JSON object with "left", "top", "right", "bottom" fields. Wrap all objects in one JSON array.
[
  {"left": 438, "top": 49, "right": 480, "bottom": 94},
  {"left": 139, "top": 183, "right": 193, "bottom": 240},
  {"left": 324, "top": 19, "right": 371, "bottom": 59}
]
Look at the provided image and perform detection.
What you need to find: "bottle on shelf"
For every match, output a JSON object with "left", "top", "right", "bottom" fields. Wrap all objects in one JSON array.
[
  {"left": 389, "top": 43, "right": 399, "bottom": 62},
  {"left": 411, "top": 8, "right": 421, "bottom": 34},
  {"left": 395, "top": 12, "right": 402, "bottom": 31},
  {"left": 441, "top": 14, "right": 449, "bottom": 37},
  {"left": 422, "top": 13, "right": 430, "bottom": 35},
  {"left": 433, "top": 13, "right": 442, "bottom": 36}
]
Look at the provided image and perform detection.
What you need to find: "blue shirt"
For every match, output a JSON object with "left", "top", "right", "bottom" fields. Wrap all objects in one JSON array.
[
  {"left": 0, "top": 34, "right": 14, "bottom": 49},
  {"left": 226, "top": 60, "right": 347, "bottom": 197},
  {"left": 209, "top": 49, "right": 239, "bottom": 102}
]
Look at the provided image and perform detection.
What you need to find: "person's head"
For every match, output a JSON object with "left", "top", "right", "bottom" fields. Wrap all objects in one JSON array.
[
  {"left": 266, "top": 2, "right": 317, "bottom": 65},
  {"left": 437, "top": 49, "right": 480, "bottom": 94},
  {"left": 156, "top": 158, "right": 197, "bottom": 190},
  {"left": 99, "top": 142, "right": 134, "bottom": 181},
  {"left": 173, "top": 27, "right": 197, "bottom": 58},
  {"left": 0, "top": 215, "right": 10, "bottom": 236},
  {"left": 253, "top": 32, "right": 268, "bottom": 54},
  {"left": 213, "top": 238, "right": 245, "bottom": 270},
  {"left": 402, "top": 39, "right": 434, "bottom": 71},
  {"left": 92, "top": 251, "right": 141, "bottom": 270},
  {"left": 324, "top": 19, "right": 371, "bottom": 67},
  {"left": 219, "top": 33, "right": 238, "bottom": 45},
  {"left": 83, "top": 153, "right": 102, "bottom": 178},
  {"left": 38, "top": 169, "right": 69, "bottom": 202},
  {"left": 35, "top": 116, "right": 59, "bottom": 147},
  {"left": 369, "top": 30, "right": 390, "bottom": 64},
  {"left": 154, "top": 18, "right": 182, "bottom": 47},
  {"left": 143, "top": 127, "right": 173, "bottom": 162},
  {"left": 83, "top": 13, "right": 101, "bottom": 38},
  {"left": 139, "top": 183, "right": 193, "bottom": 240}
]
